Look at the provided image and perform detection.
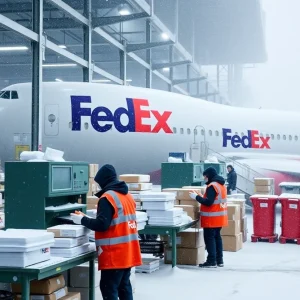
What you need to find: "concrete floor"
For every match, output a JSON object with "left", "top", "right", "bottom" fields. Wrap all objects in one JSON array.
[{"left": 125, "top": 213, "right": 300, "bottom": 299}]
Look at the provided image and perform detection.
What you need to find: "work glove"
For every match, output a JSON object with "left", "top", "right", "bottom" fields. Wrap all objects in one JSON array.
[
  {"left": 70, "top": 213, "right": 83, "bottom": 225},
  {"left": 189, "top": 191, "right": 198, "bottom": 200}
]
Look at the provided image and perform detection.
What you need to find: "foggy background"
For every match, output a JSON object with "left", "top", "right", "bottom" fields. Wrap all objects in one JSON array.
[{"left": 244, "top": 0, "right": 300, "bottom": 111}]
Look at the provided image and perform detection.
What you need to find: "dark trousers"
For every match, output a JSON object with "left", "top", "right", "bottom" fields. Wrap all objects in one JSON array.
[
  {"left": 203, "top": 227, "right": 223, "bottom": 264},
  {"left": 100, "top": 268, "right": 133, "bottom": 300}
]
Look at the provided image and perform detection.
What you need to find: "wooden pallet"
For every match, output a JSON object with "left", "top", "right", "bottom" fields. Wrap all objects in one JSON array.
[
  {"left": 279, "top": 235, "right": 300, "bottom": 245},
  {"left": 251, "top": 234, "right": 278, "bottom": 243}
]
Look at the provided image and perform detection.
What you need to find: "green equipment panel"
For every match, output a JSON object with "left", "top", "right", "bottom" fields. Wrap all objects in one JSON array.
[
  {"left": 161, "top": 162, "right": 227, "bottom": 189},
  {"left": 5, "top": 161, "right": 89, "bottom": 230}
]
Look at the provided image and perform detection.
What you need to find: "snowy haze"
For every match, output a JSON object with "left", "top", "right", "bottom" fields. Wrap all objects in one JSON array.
[{"left": 244, "top": 0, "right": 300, "bottom": 111}]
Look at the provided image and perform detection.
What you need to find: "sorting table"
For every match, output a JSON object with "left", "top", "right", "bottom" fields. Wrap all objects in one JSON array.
[
  {"left": 0, "top": 251, "right": 97, "bottom": 300},
  {"left": 139, "top": 219, "right": 199, "bottom": 268}
]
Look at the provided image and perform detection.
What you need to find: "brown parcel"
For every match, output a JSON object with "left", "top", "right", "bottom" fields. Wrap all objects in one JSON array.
[
  {"left": 241, "top": 216, "right": 247, "bottom": 232},
  {"left": 174, "top": 205, "right": 199, "bottom": 220},
  {"left": 176, "top": 189, "right": 203, "bottom": 201},
  {"left": 254, "top": 178, "right": 273, "bottom": 186},
  {"left": 221, "top": 220, "right": 240, "bottom": 236},
  {"left": 164, "top": 247, "right": 205, "bottom": 265},
  {"left": 227, "top": 204, "right": 240, "bottom": 221},
  {"left": 255, "top": 185, "right": 271, "bottom": 193},
  {"left": 222, "top": 233, "right": 243, "bottom": 252},
  {"left": 227, "top": 199, "right": 246, "bottom": 217},
  {"left": 161, "top": 228, "right": 204, "bottom": 248},
  {"left": 70, "top": 263, "right": 101, "bottom": 288},
  {"left": 15, "top": 288, "right": 68, "bottom": 300},
  {"left": 179, "top": 199, "right": 200, "bottom": 208},
  {"left": 12, "top": 275, "right": 65, "bottom": 294},
  {"left": 119, "top": 174, "right": 150, "bottom": 183},
  {"left": 60, "top": 293, "right": 81, "bottom": 300}
]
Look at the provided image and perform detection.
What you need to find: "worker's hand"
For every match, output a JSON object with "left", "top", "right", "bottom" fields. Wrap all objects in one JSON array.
[
  {"left": 195, "top": 190, "right": 203, "bottom": 197},
  {"left": 75, "top": 210, "right": 86, "bottom": 217},
  {"left": 70, "top": 213, "right": 83, "bottom": 224},
  {"left": 189, "top": 191, "right": 198, "bottom": 200}
]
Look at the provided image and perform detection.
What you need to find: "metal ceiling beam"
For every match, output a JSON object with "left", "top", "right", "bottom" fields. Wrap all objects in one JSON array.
[
  {"left": 127, "top": 40, "right": 173, "bottom": 52},
  {"left": 173, "top": 76, "right": 206, "bottom": 85},
  {"left": 152, "top": 60, "right": 191, "bottom": 70},
  {"left": 93, "top": 12, "right": 149, "bottom": 27}
]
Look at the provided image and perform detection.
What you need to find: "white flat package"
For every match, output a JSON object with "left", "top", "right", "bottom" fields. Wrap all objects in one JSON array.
[
  {"left": 148, "top": 215, "right": 182, "bottom": 226},
  {"left": 136, "top": 211, "right": 148, "bottom": 223},
  {"left": 139, "top": 192, "right": 175, "bottom": 201},
  {"left": 137, "top": 221, "right": 147, "bottom": 231},
  {"left": 50, "top": 243, "right": 92, "bottom": 258},
  {"left": 142, "top": 200, "right": 174, "bottom": 211},
  {"left": 47, "top": 225, "right": 91, "bottom": 238},
  {"left": 127, "top": 183, "right": 152, "bottom": 191},
  {"left": 52, "top": 235, "right": 89, "bottom": 248},
  {"left": 147, "top": 208, "right": 183, "bottom": 218},
  {"left": 0, "top": 229, "right": 54, "bottom": 252},
  {"left": 136, "top": 258, "right": 160, "bottom": 273}
]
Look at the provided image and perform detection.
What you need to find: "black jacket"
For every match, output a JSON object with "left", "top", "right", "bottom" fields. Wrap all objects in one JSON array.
[
  {"left": 227, "top": 169, "right": 237, "bottom": 190},
  {"left": 81, "top": 164, "right": 128, "bottom": 232},
  {"left": 196, "top": 174, "right": 226, "bottom": 207}
]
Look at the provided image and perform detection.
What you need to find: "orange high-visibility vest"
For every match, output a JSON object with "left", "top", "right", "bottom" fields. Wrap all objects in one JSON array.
[
  {"left": 95, "top": 191, "right": 142, "bottom": 270},
  {"left": 200, "top": 182, "right": 228, "bottom": 228}
]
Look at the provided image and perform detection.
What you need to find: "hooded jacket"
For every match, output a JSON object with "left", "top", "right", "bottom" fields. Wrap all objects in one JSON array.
[
  {"left": 81, "top": 164, "right": 129, "bottom": 232},
  {"left": 227, "top": 166, "right": 237, "bottom": 191},
  {"left": 196, "top": 167, "right": 226, "bottom": 207}
]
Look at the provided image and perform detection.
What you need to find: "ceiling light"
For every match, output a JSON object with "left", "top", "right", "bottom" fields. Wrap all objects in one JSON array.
[
  {"left": 118, "top": 4, "right": 131, "bottom": 16},
  {"left": 55, "top": 78, "right": 63, "bottom": 82},
  {"left": 161, "top": 33, "right": 169, "bottom": 40},
  {"left": 0, "top": 46, "right": 28, "bottom": 51},
  {"left": 163, "top": 67, "right": 170, "bottom": 72},
  {"left": 58, "top": 45, "right": 67, "bottom": 49},
  {"left": 43, "top": 63, "right": 77, "bottom": 68}
]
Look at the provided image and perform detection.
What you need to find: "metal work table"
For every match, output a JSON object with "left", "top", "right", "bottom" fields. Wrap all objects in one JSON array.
[
  {"left": 0, "top": 251, "right": 97, "bottom": 300},
  {"left": 139, "top": 219, "right": 199, "bottom": 268}
]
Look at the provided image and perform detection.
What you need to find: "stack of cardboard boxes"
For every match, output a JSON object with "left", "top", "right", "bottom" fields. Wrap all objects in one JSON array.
[
  {"left": 68, "top": 263, "right": 136, "bottom": 300},
  {"left": 221, "top": 204, "right": 243, "bottom": 251},
  {"left": 163, "top": 229, "right": 205, "bottom": 265},
  {"left": 87, "top": 164, "right": 99, "bottom": 197},
  {"left": 254, "top": 178, "right": 275, "bottom": 195},
  {"left": 12, "top": 274, "right": 80, "bottom": 300}
]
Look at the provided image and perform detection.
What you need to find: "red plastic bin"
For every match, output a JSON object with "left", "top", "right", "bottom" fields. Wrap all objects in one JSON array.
[
  {"left": 250, "top": 195, "right": 278, "bottom": 242},
  {"left": 279, "top": 194, "right": 300, "bottom": 244}
]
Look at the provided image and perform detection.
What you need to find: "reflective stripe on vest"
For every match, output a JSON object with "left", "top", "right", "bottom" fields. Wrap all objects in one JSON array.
[
  {"left": 95, "top": 233, "right": 139, "bottom": 246},
  {"left": 210, "top": 182, "right": 227, "bottom": 204},
  {"left": 200, "top": 211, "right": 228, "bottom": 217},
  {"left": 105, "top": 191, "right": 137, "bottom": 226}
]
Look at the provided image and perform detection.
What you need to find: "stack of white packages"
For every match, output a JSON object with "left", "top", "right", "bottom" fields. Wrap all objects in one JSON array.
[
  {"left": 140, "top": 192, "right": 184, "bottom": 226},
  {"left": 0, "top": 229, "right": 54, "bottom": 267},
  {"left": 136, "top": 211, "right": 148, "bottom": 230},
  {"left": 135, "top": 258, "right": 160, "bottom": 274},
  {"left": 47, "top": 225, "right": 94, "bottom": 258}
]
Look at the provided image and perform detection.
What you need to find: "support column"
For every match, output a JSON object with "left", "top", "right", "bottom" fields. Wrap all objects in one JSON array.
[
  {"left": 146, "top": 19, "right": 152, "bottom": 88},
  {"left": 31, "top": 0, "right": 43, "bottom": 151},
  {"left": 83, "top": 0, "right": 92, "bottom": 82},
  {"left": 187, "top": 64, "right": 191, "bottom": 94},
  {"left": 120, "top": 41, "right": 127, "bottom": 84}
]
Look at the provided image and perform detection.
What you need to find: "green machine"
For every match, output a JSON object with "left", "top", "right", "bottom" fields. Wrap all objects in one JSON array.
[
  {"left": 5, "top": 161, "right": 89, "bottom": 229},
  {"left": 161, "top": 162, "right": 227, "bottom": 189}
]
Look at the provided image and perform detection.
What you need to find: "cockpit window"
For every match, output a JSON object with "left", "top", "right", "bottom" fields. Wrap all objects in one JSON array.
[
  {"left": 11, "top": 91, "right": 18, "bottom": 99},
  {"left": 0, "top": 91, "right": 10, "bottom": 99}
]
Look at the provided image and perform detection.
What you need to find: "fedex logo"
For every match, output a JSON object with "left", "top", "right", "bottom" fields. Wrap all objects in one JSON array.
[
  {"left": 71, "top": 96, "right": 173, "bottom": 134},
  {"left": 222, "top": 129, "right": 270, "bottom": 149}
]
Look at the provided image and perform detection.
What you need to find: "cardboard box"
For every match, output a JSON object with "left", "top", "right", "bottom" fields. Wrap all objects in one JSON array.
[
  {"left": 227, "top": 204, "right": 240, "bottom": 221},
  {"left": 221, "top": 220, "right": 240, "bottom": 236},
  {"left": 177, "top": 189, "right": 203, "bottom": 201},
  {"left": 70, "top": 263, "right": 100, "bottom": 288},
  {"left": 0, "top": 211, "right": 4, "bottom": 228},
  {"left": 161, "top": 228, "right": 204, "bottom": 248},
  {"left": 182, "top": 186, "right": 206, "bottom": 194},
  {"left": 254, "top": 178, "right": 274, "bottom": 186},
  {"left": 227, "top": 199, "right": 246, "bottom": 217},
  {"left": 179, "top": 199, "right": 200, "bottom": 208},
  {"left": 241, "top": 216, "right": 247, "bottom": 232},
  {"left": 222, "top": 233, "right": 243, "bottom": 252},
  {"left": 127, "top": 183, "right": 152, "bottom": 191},
  {"left": 162, "top": 188, "right": 181, "bottom": 193},
  {"left": 68, "top": 288, "right": 100, "bottom": 300},
  {"left": 15, "top": 288, "right": 68, "bottom": 300},
  {"left": 242, "top": 230, "right": 248, "bottom": 243},
  {"left": 119, "top": 174, "right": 150, "bottom": 183},
  {"left": 12, "top": 275, "right": 65, "bottom": 294},
  {"left": 89, "top": 164, "right": 99, "bottom": 178},
  {"left": 174, "top": 205, "right": 199, "bottom": 220},
  {"left": 164, "top": 246, "right": 205, "bottom": 265},
  {"left": 60, "top": 293, "right": 81, "bottom": 300},
  {"left": 255, "top": 185, "right": 271, "bottom": 193}
]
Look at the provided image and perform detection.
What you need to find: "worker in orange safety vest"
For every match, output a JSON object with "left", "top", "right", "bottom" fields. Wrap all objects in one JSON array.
[
  {"left": 189, "top": 167, "right": 228, "bottom": 268},
  {"left": 71, "top": 164, "right": 142, "bottom": 300}
]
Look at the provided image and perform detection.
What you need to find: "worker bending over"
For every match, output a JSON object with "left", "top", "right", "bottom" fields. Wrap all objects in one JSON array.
[
  {"left": 189, "top": 167, "right": 228, "bottom": 268},
  {"left": 71, "top": 164, "right": 142, "bottom": 300}
]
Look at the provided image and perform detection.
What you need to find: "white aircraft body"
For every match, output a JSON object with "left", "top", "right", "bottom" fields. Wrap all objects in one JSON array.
[{"left": 1, "top": 82, "right": 300, "bottom": 193}]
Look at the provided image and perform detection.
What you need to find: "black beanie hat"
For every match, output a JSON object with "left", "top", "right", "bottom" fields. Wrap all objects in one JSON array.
[
  {"left": 94, "top": 164, "right": 117, "bottom": 189},
  {"left": 203, "top": 167, "right": 217, "bottom": 181}
]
